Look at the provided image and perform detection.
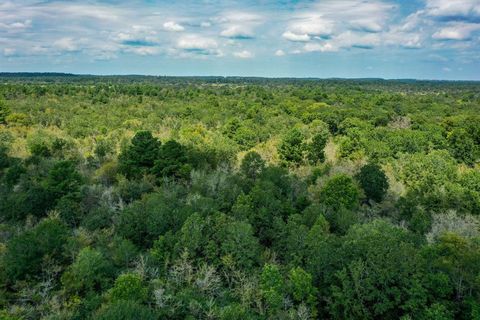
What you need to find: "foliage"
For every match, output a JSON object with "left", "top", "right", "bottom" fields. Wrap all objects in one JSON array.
[
  {"left": 240, "top": 151, "right": 266, "bottom": 180},
  {"left": 118, "top": 131, "right": 160, "bottom": 178},
  {"left": 278, "top": 128, "right": 306, "bottom": 166},
  {"left": 61, "top": 247, "right": 113, "bottom": 295},
  {"left": 319, "top": 174, "right": 360, "bottom": 210},
  {"left": 152, "top": 140, "right": 192, "bottom": 179},
  {"left": 355, "top": 163, "right": 389, "bottom": 203},
  {"left": 0, "top": 76, "right": 479, "bottom": 319},
  {"left": 307, "top": 130, "right": 329, "bottom": 164},
  {"left": 95, "top": 300, "right": 156, "bottom": 320},
  {"left": 2, "top": 217, "right": 69, "bottom": 282},
  {"left": 108, "top": 273, "right": 148, "bottom": 303},
  {"left": 0, "top": 99, "right": 10, "bottom": 124}
]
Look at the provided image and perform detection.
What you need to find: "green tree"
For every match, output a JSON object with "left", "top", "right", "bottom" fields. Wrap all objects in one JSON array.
[
  {"left": 278, "top": 128, "right": 305, "bottom": 166},
  {"left": 240, "top": 151, "right": 266, "bottom": 180},
  {"left": 152, "top": 140, "right": 191, "bottom": 179},
  {"left": 425, "top": 233, "right": 480, "bottom": 306},
  {"left": 260, "top": 264, "right": 284, "bottom": 314},
  {"left": 0, "top": 145, "right": 10, "bottom": 172},
  {"left": 329, "top": 220, "right": 427, "bottom": 319},
  {"left": 62, "top": 247, "right": 113, "bottom": 295},
  {"left": 95, "top": 300, "right": 156, "bottom": 320},
  {"left": 0, "top": 99, "right": 10, "bottom": 124},
  {"left": 118, "top": 131, "right": 160, "bottom": 179},
  {"left": 44, "top": 160, "right": 83, "bottom": 200},
  {"left": 288, "top": 267, "right": 318, "bottom": 316},
  {"left": 2, "top": 217, "right": 69, "bottom": 282},
  {"left": 307, "top": 130, "right": 329, "bottom": 164},
  {"left": 448, "top": 128, "right": 478, "bottom": 166},
  {"left": 355, "top": 163, "right": 389, "bottom": 203},
  {"left": 108, "top": 273, "right": 148, "bottom": 303},
  {"left": 219, "top": 219, "right": 260, "bottom": 269},
  {"left": 319, "top": 174, "right": 360, "bottom": 210},
  {"left": 116, "top": 189, "right": 191, "bottom": 248}
]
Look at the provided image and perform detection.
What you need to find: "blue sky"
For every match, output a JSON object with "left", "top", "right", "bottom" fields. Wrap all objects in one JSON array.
[{"left": 1, "top": 0, "right": 479, "bottom": 79}]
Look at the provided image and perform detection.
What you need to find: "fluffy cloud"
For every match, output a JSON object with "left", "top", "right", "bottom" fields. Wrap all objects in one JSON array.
[
  {"left": 124, "top": 46, "right": 159, "bottom": 56},
  {"left": 432, "top": 23, "right": 480, "bottom": 40},
  {"left": 384, "top": 31, "right": 423, "bottom": 49},
  {"left": 114, "top": 26, "right": 159, "bottom": 46},
  {"left": 177, "top": 35, "right": 217, "bottom": 50},
  {"left": 163, "top": 21, "right": 185, "bottom": 32},
  {"left": 335, "top": 31, "right": 381, "bottom": 49},
  {"left": 287, "top": 17, "right": 334, "bottom": 38},
  {"left": 53, "top": 38, "right": 78, "bottom": 52},
  {"left": 3, "top": 48, "right": 16, "bottom": 56},
  {"left": 216, "top": 11, "right": 263, "bottom": 40},
  {"left": 282, "top": 31, "right": 310, "bottom": 42},
  {"left": 233, "top": 50, "right": 253, "bottom": 58},
  {"left": 176, "top": 35, "right": 222, "bottom": 56},
  {"left": 1, "top": 0, "right": 479, "bottom": 65},
  {"left": 425, "top": 0, "right": 480, "bottom": 21},
  {"left": 0, "top": 19, "right": 31, "bottom": 32},
  {"left": 220, "top": 25, "right": 254, "bottom": 39},
  {"left": 303, "top": 42, "right": 336, "bottom": 52},
  {"left": 282, "top": 0, "right": 394, "bottom": 52},
  {"left": 350, "top": 20, "right": 383, "bottom": 33}
]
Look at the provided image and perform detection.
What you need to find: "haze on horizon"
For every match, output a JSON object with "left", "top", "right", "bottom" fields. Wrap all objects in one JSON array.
[{"left": 1, "top": 0, "right": 480, "bottom": 80}]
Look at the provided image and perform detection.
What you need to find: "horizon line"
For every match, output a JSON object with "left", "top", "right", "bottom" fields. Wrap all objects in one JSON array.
[{"left": 1, "top": 72, "right": 479, "bottom": 82}]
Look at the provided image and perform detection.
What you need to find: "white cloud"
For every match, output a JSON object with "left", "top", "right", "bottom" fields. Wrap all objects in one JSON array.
[
  {"left": 53, "top": 37, "right": 78, "bottom": 52},
  {"left": 163, "top": 21, "right": 185, "bottom": 32},
  {"left": 282, "top": 0, "right": 395, "bottom": 51},
  {"left": 0, "top": 19, "right": 31, "bottom": 32},
  {"left": 336, "top": 31, "right": 381, "bottom": 49},
  {"left": 303, "top": 42, "right": 337, "bottom": 52},
  {"left": 350, "top": 19, "right": 382, "bottom": 33},
  {"left": 177, "top": 35, "right": 217, "bottom": 50},
  {"left": 288, "top": 17, "right": 334, "bottom": 37},
  {"left": 425, "top": 0, "right": 480, "bottom": 20},
  {"left": 282, "top": 31, "right": 310, "bottom": 42},
  {"left": 3, "top": 48, "right": 16, "bottom": 56},
  {"left": 112, "top": 26, "right": 159, "bottom": 47},
  {"left": 176, "top": 35, "right": 222, "bottom": 56},
  {"left": 220, "top": 25, "right": 254, "bottom": 39},
  {"left": 218, "top": 11, "right": 264, "bottom": 24},
  {"left": 301, "top": 31, "right": 380, "bottom": 53},
  {"left": 432, "top": 23, "right": 480, "bottom": 40},
  {"left": 1, "top": 0, "right": 479, "bottom": 65},
  {"left": 233, "top": 50, "right": 254, "bottom": 58},
  {"left": 384, "top": 30, "right": 423, "bottom": 49},
  {"left": 125, "top": 46, "right": 159, "bottom": 55},
  {"left": 216, "top": 11, "right": 263, "bottom": 40}
]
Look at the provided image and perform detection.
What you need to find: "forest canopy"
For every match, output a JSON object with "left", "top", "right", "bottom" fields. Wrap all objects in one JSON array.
[{"left": 0, "top": 75, "right": 479, "bottom": 319}]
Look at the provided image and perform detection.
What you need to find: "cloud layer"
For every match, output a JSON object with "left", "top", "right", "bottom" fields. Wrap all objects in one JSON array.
[{"left": 1, "top": 0, "right": 479, "bottom": 78}]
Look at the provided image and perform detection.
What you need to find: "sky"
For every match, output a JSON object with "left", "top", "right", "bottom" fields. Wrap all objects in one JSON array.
[{"left": 1, "top": 0, "right": 480, "bottom": 80}]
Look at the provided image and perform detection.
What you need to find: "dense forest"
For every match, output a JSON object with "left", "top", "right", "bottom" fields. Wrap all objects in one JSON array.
[{"left": 0, "top": 74, "right": 479, "bottom": 319}]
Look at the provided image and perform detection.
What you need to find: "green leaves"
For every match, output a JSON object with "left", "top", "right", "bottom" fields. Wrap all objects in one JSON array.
[
  {"left": 356, "top": 163, "right": 389, "bottom": 203},
  {"left": 0, "top": 99, "right": 10, "bottom": 124},
  {"left": 152, "top": 140, "right": 192, "bottom": 179},
  {"left": 448, "top": 128, "right": 479, "bottom": 166},
  {"left": 108, "top": 273, "right": 148, "bottom": 303},
  {"left": 319, "top": 174, "right": 360, "bottom": 211},
  {"left": 260, "top": 264, "right": 284, "bottom": 313},
  {"left": 118, "top": 131, "right": 161, "bottom": 179},
  {"left": 61, "top": 247, "right": 113, "bottom": 295},
  {"left": 278, "top": 128, "right": 306, "bottom": 166},
  {"left": 2, "top": 217, "right": 69, "bottom": 282}
]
